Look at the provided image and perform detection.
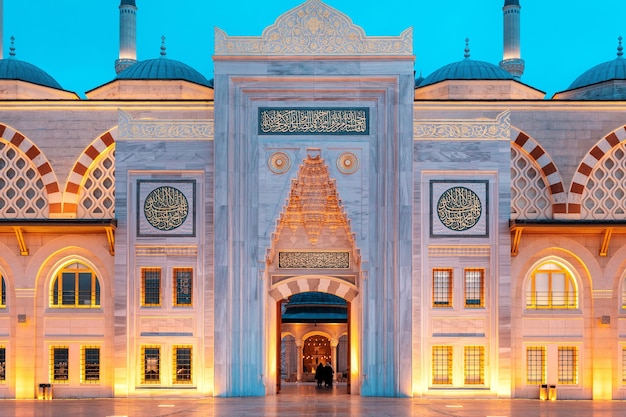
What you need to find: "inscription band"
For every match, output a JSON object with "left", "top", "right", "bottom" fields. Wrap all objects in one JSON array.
[{"left": 259, "top": 108, "right": 369, "bottom": 135}]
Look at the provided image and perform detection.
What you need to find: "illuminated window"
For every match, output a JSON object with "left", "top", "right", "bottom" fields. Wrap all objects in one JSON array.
[
  {"left": 432, "top": 346, "right": 453, "bottom": 385},
  {"left": 433, "top": 268, "right": 453, "bottom": 308},
  {"left": 173, "top": 268, "right": 193, "bottom": 307},
  {"left": 1, "top": 277, "right": 5, "bottom": 308},
  {"left": 526, "top": 346, "right": 546, "bottom": 384},
  {"left": 464, "top": 268, "right": 484, "bottom": 308},
  {"left": 558, "top": 346, "right": 578, "bottom": 385},
  {"left": 51, "top": 346, "right": 69, "bottom": 383},
  {"left": 51, "top": 263, "right": 100, "bottom": 307},
  {"left": 464, "top": 346, "right": 484, "bottom": 385},
  {"left": 0, "top": 347, "right": 5, "bottom": 381},
  {"left": 173, "top": 346, "right": 192, "bottom": 384},
  {"left": 142, "top": 346, "right": 160, "bottom": 384},
  {"left": 141, "top": 268, "right": 161, "bottom": 307},
  {"left": 622, "top": 283, "right": 626, "bottom": 310},
  {"left": 526, "top": 262, "right": 577, "bottom": 309},
  {"left": 82, "top": 346, "right": 100, "bottom": 383}
]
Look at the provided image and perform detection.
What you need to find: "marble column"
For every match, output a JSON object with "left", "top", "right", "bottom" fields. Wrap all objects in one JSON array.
[
  {"left": 331, "top": 340, "right": 338, "bottom": 381},
  {"left": 296, "top": 341, "right": 303, "bottom": 382}
]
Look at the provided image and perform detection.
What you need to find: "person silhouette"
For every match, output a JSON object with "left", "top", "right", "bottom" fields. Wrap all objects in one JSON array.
[
  {"left": 315, "top": 362, "right": 324, "bottom": 388},
  {"left": 324, "top": 362, "right": 334, "bottom": 388}
]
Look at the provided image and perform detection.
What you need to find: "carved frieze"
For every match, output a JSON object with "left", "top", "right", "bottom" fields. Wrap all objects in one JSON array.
[
  {"left": 414, "top": 110, "right": 510, "bottom": 140},
  {"left": 118, "top": 110, "right": 213, "bottom": 140}
]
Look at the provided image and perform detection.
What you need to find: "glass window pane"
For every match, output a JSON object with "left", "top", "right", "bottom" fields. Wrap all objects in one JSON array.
[
  {"left": 78, "top": 272, "right": 92, "bottom": 306},
  {"left": 143, "top": 347, "right": 160, "bottom": 383},
  {"left": 0, "top": 347, "right": 5, "bottom": 381},
  {"left": 174, "top": 347, "right": 192, "bottom": 383},
  {"left": 53, "top": 347, "right": 69, "bottom": 381},
  {"left": 175, "top": 269, "right": 192, "bottom": 306},
  {"left": 142, "top": 269, "right": 161, "bottom": 306},
  {"left": 61, "top": 272, "right": 75, "bottom": 305},
  {"left": 84, "top": 347, "right": 100, "bottom": 382}
]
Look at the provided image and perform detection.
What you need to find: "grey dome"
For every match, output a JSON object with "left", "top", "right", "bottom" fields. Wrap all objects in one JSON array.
[
  {"left": 116, "top": 57, "right": 212, "bottom": 87},
  {"left": 120, "top": 0, "right": 136, "bottom": 6},
  {"left": 419, "top": 58, "right": 515, "bottom": 88},
  {"left": 0, "top": 58, "right": 63, "bottom": 89},
  {"left": 567, "top": 57, "right": 626, "bottom": 90}
]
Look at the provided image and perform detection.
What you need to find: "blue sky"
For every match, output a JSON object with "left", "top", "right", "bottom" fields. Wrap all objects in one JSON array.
[{"left": 3, "top": 0, "right": 625, "bottom": 97}]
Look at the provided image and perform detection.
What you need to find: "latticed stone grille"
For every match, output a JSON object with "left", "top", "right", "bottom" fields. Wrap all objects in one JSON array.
[
  {"left": 0, "top": 141, "right": 48, "bottom": 218},
  {"left": 510, "top": 146, "right": 552, "bottom": 220},
  {"left": 582, "top": 143, "right": 626, "bottom": 219},
  {"left": 77, "top": 148, "right": 115, "bottom": 219}
]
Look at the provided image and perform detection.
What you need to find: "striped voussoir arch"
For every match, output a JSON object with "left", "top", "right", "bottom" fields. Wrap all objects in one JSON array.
[
  {"left": 269, "top": 276, "right": 358, "bottom": 302},
  {"left": 0, "top": 123, "right": 62, "bottom": 215},
  {"left": 568, "top": 126, "right": 626, "bottom": 214},
  {"left": 63, "top": 129, "right": 117, "bottom": 215},
  {"left": 511, "top": 128, "right": 567, "bottom": 215}
]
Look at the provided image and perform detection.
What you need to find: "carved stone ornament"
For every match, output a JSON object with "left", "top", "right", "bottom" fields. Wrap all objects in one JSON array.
[
  {"left": 214, "top": 0, "right": 412, "bottom": 56},
  {"left": 414, "top": 110, "right": 510, "bottom": 140},
  {"left": 117, "top": 110, "right": 213, "bottom": 140},
  {"left": 268, "top": 151, "right": 291, "bottom": 174},
  {"left": 337, "top": 152, "right": 359, "bottom": 174},
  {"left": 278, "top": 251, "right": 350, "bottom": 269}
]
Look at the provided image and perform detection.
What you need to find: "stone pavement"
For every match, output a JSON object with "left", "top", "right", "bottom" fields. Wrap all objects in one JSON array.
[{"left": 1, "top": 383, "right": 625, "bottom": 417}]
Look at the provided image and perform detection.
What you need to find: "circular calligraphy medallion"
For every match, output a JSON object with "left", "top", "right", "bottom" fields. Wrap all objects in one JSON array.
[
  {"left": 143, "top": 186, "right": 189, "bottom": 231},
  {"left": 436, "top": 186, "right": 482, "bottom": 232},
  {"left": 337, "top": 152, "right": 359, "bottom": 174},
  {"left": 268, "top": 151, "right": 291, "bottom": 174}
]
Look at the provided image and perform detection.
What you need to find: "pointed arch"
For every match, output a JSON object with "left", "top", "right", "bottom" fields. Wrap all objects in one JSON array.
[
  {"left": 511, "top": 128, "right": 566, "bottom": 216},
  {"left": 569, "top": 125, "right": 626, "bottom": 214},
  {"left": 63, "top": 129, "right": 117, "bottom": 216},
  {"left": 269, "top": 275, "right": 358, "bottom": 302},
  {"left": 0, "top": 123, "right": 62, "bottom": 216}
]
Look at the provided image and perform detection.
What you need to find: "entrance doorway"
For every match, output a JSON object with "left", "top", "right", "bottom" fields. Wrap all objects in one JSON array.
[{"left": 277, "top": 291, "right": 350, "bottom": 394}]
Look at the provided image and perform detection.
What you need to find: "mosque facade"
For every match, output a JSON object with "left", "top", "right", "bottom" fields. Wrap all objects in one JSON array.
[{"left": 0, "top": 0, "right": 626, "bottom": 400}]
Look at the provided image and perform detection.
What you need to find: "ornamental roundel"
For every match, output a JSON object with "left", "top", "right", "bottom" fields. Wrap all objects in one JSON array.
[
  {"left": 268, "top": 151, "right": 291, "bottom": 174},
  {"left": 143, "top": 186, "right": 189, "bottom": 231},
  {"left": 436, "top": 186, "right": 482, "bottom": 232},
  {"left": 337, "top": 152, "right": 359, "bottom": 174}
]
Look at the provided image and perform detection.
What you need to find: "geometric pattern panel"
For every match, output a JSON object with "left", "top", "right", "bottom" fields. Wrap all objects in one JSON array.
[
  {"left": 582, "top": 141, "right": 626, "bottom": 219},
  {"left": 77, "top": 147, "right": 115, "bottom": 219},
  {"left": 0, "top": 140, "right": 48, "bottom": 218},
  {"left": 511, "top": 145, "right": 552, "bottom": 220}
]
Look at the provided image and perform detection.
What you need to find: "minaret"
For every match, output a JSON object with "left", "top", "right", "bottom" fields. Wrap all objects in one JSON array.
[
  {"left": 115, "top": 0, "right": 138, "bottom": 74},
  {"left": 499, "top": 0, "right": 525, "bottom": 79}
]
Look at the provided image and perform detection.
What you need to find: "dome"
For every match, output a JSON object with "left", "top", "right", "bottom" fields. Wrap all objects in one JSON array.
[
  {"left": 116, "top": 57, "right": 212, "bottom": 87},
  {"left": 0, "top": 58, "right": 63, "bottom": 90},
  {"left": 567, "top": 55, "right": 626, "bottom": 90},
  {"left": 420, "top": 58, "right": 515, "bottom": 88},
  {"left": 419, "top": 39, "right": 515, "bottom": 88},
  {"left": 281, "top": 292, "right": 347, "bottom": 323}
]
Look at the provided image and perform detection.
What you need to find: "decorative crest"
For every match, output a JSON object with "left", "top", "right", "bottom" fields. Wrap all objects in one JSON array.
[{"left": 214, "top": 0, "right": 412, "bottom": 56}]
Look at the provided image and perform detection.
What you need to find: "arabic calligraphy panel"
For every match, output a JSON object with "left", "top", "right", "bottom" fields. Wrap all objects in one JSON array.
[
  {"left": 258, "top": 108, "right": 369, "bottom": 135},
  {"left": 137, "top": 180, "right": 196, "bottom": 237},
  {"left": 430, "top": 180, "right": 488, "bottom": 237}
]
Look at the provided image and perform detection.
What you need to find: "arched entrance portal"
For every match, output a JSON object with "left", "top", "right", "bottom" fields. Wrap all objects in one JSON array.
[
  {"left": 271, "top": 284, "right": 357, "bottom": 395},
  {"left": 279, "top": 292, "right": 350, "bottom": 390}
]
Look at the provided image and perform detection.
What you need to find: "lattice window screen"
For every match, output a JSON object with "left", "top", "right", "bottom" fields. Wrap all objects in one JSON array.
[
  {"left": 510, "top": 146, "right": 552, "bottom": 220},
  {"left": 78, "top": 148, "right": 115, "bottom": 219},
  {"left": 0, "top": 141, "right": 48, "bottom": 218},
  {"left": 582, "top": 143, "right": 626, "bottom": 219}
]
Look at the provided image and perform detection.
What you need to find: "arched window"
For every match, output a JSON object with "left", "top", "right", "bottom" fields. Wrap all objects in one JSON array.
[
  {"left": 526, "top": 261, "right": 577, "bottom": 310},
  {"left": 51, "top": 262, "right": 100, "bottom": 308}
]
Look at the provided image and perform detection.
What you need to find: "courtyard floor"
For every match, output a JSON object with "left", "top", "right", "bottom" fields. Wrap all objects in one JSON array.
[{"left": 1, "top": 383, "right": 625, "bottom": 417}]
